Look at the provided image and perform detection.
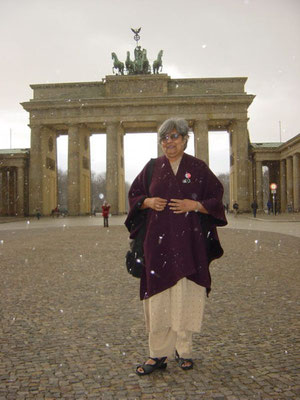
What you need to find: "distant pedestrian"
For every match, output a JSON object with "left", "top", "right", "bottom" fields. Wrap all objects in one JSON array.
[
  {"left": 233, "top": 201, "right": 239, "bottom": 217},
  {"left": 274, "top": 199, "right": 278, "bottom": 216},
  {"left": 102, "top": 201, "right": 110, "bottom": 227},
  {"left": 251, "top": 199, "right": 258, "bottom": 218},
  {"left": 224, "top": 203, "right": 229, "bottom": 214},
  {"left": 267, "top": 200, "right": 272, "bottom": 215}
]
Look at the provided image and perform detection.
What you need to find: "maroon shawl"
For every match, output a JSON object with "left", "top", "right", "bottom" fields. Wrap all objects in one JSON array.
[{"left": 126, "top": 153, "right": 227, "bottom": 300}]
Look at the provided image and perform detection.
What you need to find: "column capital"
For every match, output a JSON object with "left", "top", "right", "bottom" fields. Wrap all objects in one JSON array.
[
  {"left": 229, "top": 118, "right": 249, "bottom": 132},
  {"left": 68, "top": 123, "right": 80, "bottom": 130},
  {"left": 193, "top": 119, "right": 208, "bottom": 127},
  {"left": 105, "top": 120, "right": 121, "bottom": 128}
]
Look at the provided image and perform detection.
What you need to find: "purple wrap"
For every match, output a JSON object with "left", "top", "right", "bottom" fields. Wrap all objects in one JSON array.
[{"left": 126, "top": 153, "right": 227, "bottom": 300}]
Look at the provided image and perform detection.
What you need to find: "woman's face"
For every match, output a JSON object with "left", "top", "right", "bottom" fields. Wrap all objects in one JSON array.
[{"left": 160, "top": 129, "right": 187, "bottom": 161}]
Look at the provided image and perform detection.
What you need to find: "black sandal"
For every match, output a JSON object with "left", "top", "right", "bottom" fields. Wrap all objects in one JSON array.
[
  {"left": 175, "top": 350, "right": 193, "bottom": 370},
  {"left": 136, "top": 357, "right": 167, "bottom": 376}
]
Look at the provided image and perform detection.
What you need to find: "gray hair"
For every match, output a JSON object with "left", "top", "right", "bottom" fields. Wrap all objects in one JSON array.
[
  {"left": 158, "top": 118, "right": 189, "bottom": 149},
  {"left": 158, "top": 118, "right": 189, "bottom": 138}
]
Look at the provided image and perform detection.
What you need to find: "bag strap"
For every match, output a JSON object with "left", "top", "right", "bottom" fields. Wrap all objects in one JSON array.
[{"left": 146, "top": 158, "right": 156, "bottom": 195}]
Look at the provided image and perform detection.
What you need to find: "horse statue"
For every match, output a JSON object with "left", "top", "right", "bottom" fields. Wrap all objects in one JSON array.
[
  {"left": 111, "top": 52, "right": 124, "bottom": 75},
  {"left": 141, "top": 49, "right": 151, "bottom": 74},
  {"left": 153, "top": 50, "right": 163, "bottom": 74},
  {"left": 125, "top": 51, "right": 135, "bottom": 74}
]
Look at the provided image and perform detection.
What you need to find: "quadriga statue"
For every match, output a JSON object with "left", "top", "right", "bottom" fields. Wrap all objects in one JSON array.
[{"left": 153, "top": 50, "right": 163, "bottom": 74}]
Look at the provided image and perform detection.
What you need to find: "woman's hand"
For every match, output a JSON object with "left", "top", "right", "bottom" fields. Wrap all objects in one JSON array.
[
  {"left": 142, "top": 197, "right": 168, "bottom": 211},
  {"left": 168, "top": 199, "right": 208, "bottom": 214}
]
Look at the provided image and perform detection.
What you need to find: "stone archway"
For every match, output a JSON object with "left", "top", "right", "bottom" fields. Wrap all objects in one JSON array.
[{"left": 21, "top": 74, "right": 255, "bottom": 215}]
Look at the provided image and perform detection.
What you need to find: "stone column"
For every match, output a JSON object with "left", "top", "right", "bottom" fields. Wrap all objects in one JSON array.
[
  {"left": 106, "top": 122, "right": 125, "bottom": 214},
  {"left": 157, "top": 121, "right": 164, "bottom": 157},
  {"left": 80, "top": 126, "right": 91, "bottom": 215},
  {"left": 16, "top": 166, "right": 25, "bottom": 216},
  {"left": 293, "top": 153, "right": 300, "bottom": 212},
  {"left": 118, "top": 126, "right": 126, "bottom": 214},
  {"left": 229, "top": 120, "right": 250, "bottom": 212},
  {"left": 229, "top": 131, "right": 236, "bottom": 208},
  {"left": 194, "top": 120, "right": 209, "bottom": 164},
  {"left": 255, "top": 161, "right": 263, "bottom": 210},
  {"left": 286, "top": 156, "right": 293, "bottom": 209},
  {"left": 8, "top": 168, "right": 16, "bottom": 216},
  {"left": 68, "top": 125, "right": 81, "bottom": 215},
  {"left": 0, "top": 170, "right": 3, "bottom": 215},
  {"left": 280, "top": 159, "right": 287, "bottom": 212},
  {"left": 39, "top": 128, "right": 58, "bottom": 215},
  {"left": 1, "top": 170, "right": 9, "bottom": 215},
  {"left": 29, "top": 125, "right": 43, "bottom": 215}
]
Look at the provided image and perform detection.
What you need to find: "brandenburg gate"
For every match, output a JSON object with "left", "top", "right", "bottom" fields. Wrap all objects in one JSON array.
[{"left": 20, "top": 74, "right": 255, "bottom": 215}]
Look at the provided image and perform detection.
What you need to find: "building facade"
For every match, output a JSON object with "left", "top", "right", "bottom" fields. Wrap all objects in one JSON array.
[
  {"left": 0, "top": 74, "right": 299, "bottom": 216},
  {"left": 251, "top": 134, "right": 300, "bottom": 212}
]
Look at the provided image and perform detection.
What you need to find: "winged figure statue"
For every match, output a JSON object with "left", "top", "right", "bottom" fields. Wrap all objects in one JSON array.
[{"left": 131, "top": 27, "right": 141, "bottom": 35}]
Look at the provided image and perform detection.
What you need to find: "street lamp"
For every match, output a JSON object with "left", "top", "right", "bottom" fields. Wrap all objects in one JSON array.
[{"left": 270, "top": 183, "right": 277, "bottom": 215}]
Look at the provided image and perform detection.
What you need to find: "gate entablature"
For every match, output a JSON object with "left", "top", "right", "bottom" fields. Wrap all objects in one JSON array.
[{"left": 25, "top": 74, "right": 250, "bottom": 102}]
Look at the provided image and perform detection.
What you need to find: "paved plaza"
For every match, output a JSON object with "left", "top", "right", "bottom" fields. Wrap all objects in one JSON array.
[{"left": 0, "top": 214, "right": 299, "bottom": 399}]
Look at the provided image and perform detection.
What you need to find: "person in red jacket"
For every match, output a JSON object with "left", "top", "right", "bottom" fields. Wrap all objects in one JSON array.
[{"left": 102, "top": 201, "right": 110, "bottom": 227}]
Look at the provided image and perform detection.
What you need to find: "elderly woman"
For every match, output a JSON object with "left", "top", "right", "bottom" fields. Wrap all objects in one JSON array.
[{"left": 126, "top": 118, "right": 227, "bottom": 375}]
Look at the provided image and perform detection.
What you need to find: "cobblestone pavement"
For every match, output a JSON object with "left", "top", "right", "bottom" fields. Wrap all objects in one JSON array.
[{"left": 0, "top": 222, "right": 299, "bottom": 399}]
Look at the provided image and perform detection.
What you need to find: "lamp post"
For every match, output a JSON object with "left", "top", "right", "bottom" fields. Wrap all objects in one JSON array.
[{"left": 270, "top": 183, "right": 277, "bottom": 215}]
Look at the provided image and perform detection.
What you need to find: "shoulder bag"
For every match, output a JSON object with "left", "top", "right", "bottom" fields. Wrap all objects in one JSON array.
[{"left": 125, "top": 158, "right": 156, "bottom": 278}]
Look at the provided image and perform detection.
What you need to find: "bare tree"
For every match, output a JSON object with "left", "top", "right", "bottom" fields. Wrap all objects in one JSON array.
[
  {"left": 57, "top": 170, "right": 140, "bottom": 214},
  {"left": 90, "top": 172, "right": 106, "bottom": 212},
  {"left": 57, "top": 169, "right": 68, "bottom": 208},
  {"left": 217, "top": 173, "right": 230, "bottom": 205}
]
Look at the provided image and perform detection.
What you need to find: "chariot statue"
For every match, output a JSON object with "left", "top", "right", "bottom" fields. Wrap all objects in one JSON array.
[{"left": 111, "top": 28, "right": 163, "bottom": 75}]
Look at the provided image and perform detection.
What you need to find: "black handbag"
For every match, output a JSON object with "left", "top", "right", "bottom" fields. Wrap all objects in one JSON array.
[
  {"left": 198, "top": 213, "right": 224, "bottom": 264},
  {"left": 125, "top": 158, "right": 156, "bottom": 278},
  {"left": 125, "top": 218, "right": 147, "bottom": 278}
]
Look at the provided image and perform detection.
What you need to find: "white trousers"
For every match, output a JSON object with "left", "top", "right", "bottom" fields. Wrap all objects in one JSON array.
[
  {"left": 149, "top": 329, "right": 193, "bottom": 359},
  {"left": 143, "top": 278, "right": 206, "bottom": 359}
]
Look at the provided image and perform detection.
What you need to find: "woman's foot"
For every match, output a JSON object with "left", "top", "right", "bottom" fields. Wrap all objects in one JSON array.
[
  {"left": 136, "top": 357, "right": 167, "bottom": 376},
  {"left": 175, "top": 350, "right": 193, "bottom": 370}
]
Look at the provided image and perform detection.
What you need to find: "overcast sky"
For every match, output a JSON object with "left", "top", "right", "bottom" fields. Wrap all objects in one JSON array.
[{"left": 0, "top": 0, "right": 299, "bottom": 182}]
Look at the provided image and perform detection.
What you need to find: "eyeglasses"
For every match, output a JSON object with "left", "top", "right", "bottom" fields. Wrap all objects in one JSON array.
[{"left": 160, "top": 133, "right": 181, "bottom": 143}]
